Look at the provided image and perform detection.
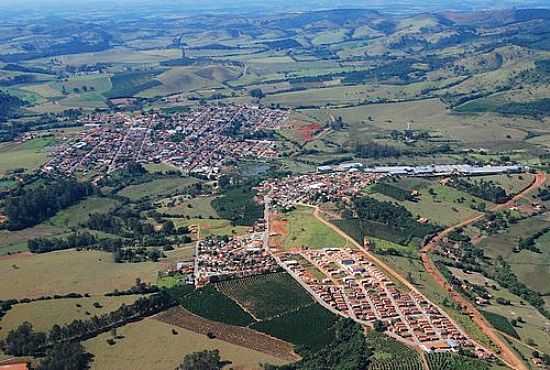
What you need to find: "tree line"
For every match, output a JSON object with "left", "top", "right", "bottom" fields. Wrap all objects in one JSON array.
[
  {"left": 4, "top": 177, "right": 94, "bottom": 230},
  {"left": 449, "top": 178, "right": 508, "bottom": 204}
]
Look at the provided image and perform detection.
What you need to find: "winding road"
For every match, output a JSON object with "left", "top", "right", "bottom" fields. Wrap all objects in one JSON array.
[
  {"left": 419, "top": 172, "right": 546, "bottom": 370},
  {"left": 310, "top": 171, "right": 546, "bottom": 370}
]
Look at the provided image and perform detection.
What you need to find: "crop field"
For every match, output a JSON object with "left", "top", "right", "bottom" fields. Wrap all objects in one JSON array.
[
  {"left": 0, "top": 295, "right": 139, "bottom": 337},
  {"left": 367, "top": 331, "right": 423, "bottom": 370},
  {"left": 426, "top": 352, "right": 491, "bottom": 370},
  {"left": 477, "top": 215, "right": 550, "bottom": 295},
  {"left": 216, "top": 273, "right": 314, "bottom": 320},
  {"left": 282, "top": 206, "right": 348, "bottom": 250},
  {"left": 48, "top": 196, "right": 121, "bottom": 228},
  {"left": 85, "top": 318, "right": 290, "bottom": 370},
  {"left": 0, "top": 137, "right": 55, "bottom": 175},
  {"left": 155, "top": 307, "right": 299, "bottom": 362},
  {"left": 104, "top": 71, "right": 162, "bottom": 98},
  {"left": 157, "top": 195, "right": 219, "bottom": 219},
  {"left": 251, "top": 303, "right": 338, "bottom": 351},
  {"left": 116, "top": 177, "right": 200, "bottom": 201},
  {"left": 0, "top": 250, "right": 159, "bottom": 299},
  {"left": 176, "top": 285, "right": 255, "bottom": 327}
]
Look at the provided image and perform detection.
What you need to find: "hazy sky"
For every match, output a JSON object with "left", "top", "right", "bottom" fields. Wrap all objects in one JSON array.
[{"left": 1, "top": 0, "right": 549, "bottom": 16}]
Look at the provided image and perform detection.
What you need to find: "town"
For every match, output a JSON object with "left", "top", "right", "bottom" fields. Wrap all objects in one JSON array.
[{"left": 42, "top": 104, "right": 288, "bottom": 179}]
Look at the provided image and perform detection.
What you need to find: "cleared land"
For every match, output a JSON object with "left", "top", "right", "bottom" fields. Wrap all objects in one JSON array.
[
  {"left": 157, "top": 196, "right": 219, "bottom": 219},
  {"left": 0, "top": 137, "right": 54, "bottom": 175},
  {"left": 0, "top": 295, "right": 138, "bottom": 337},
  {"left": 48, "top": 196, "right": 121, "bottom": 228},
  {"left": 282, "top": 206, "right": 348, "bottom": 250},
  {"left": 85, "top": 317, "right": 290, "bottom": 370},
  {"left": 116, "top": 177, "right": 200, "bottom": 201},
  {"left": 0, "top": 250, "right": 159, "bottom": 299}
]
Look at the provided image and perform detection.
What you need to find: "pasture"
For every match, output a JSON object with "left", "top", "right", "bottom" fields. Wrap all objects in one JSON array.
[
  {"left": 48, "top": 196, "right": 121, "bottom": 228},
  {"left": 216, "top": 273, "right": 314, "bottom": 320},
  {"left": 477, "top": 215, "right": 550, "bottom": 295},
  {"left": 0, "top": 224, "right": 65, "bottom": 255},
  {"left": 84, "top": 318, "right": 289, "bottom": 370},
  {"left": 282, "top": 206, "right": 347, "bottom": 250},
  {"left": 157, "top": 196, "right": 219, "bottom": 219},
  {"left": 0, "top": 137, "right": 54, "bottom": 175},
  {"left": 0, "top": 250, "right": 159, "bottom": 299},
  {"left": 171, "top": 218, "right": 250, "bottom": 238},
  {"left": 0, "top": 295, "right": 138, "bottom": 337},
  {"left": 116, "top": 177, "right": 200, "bottom": 201}
]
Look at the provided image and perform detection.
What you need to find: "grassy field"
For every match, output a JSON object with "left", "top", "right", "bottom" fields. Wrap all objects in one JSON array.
[
  {"left": 171, "top": 217, "right": 250, "bottom": 238},
  {"left": 0, "top": 137, "right": 55, "bottom": 175},
  {"left": 117, "top": 177, "right": 200, "bottom": 201},
  {"left": 157, "top": 196, "right": 219, "bottom": 219},
  {"left": 0, "top": 223, "right": 66, "bottom": 255},
  {"left": 48, "top": 196, "right": 121, "bottom": 228},
  {"left": 477, "top": 215, "right": 550, "bottom": 295},
  {"left": 368, "top": 183, "right": 484, "bottom": 227},
  {"left": 0, "top": 250, "right": 160, "bottom": 299},
  {"left": 282, "top": 206, "right": 347, "bottom": 250},
  {"left": 216, "top": 273, "right": 314, "bottom": 320},
  {"left": 474, "top": 174, "right": 534, "bottom": 196},
  {"left": 0, "top": 295, "right": 138, "bottom": 337},
  {"left": 84, "top": 318, "right": 289, "bottom": 370},
  {"left": 367, "top": 331, "right": 423, "bottom": 370}
]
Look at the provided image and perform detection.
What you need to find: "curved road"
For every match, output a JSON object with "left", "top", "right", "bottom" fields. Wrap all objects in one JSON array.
[
  {"left": 420, "top": 172, "right": 546, "bottom": 370},
  {"left": 310, "top": 171, "right": 546, "bottom": 370}
]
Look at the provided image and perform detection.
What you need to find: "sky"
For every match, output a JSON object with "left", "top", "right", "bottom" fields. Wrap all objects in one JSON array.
[{"left": 1, "top": 0, "right": 549, "bottom": 16}]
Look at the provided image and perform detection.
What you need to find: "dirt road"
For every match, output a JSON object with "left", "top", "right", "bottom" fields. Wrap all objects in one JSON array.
[{"left": 419, "top": 172, "right": 546, "bottom": 370}]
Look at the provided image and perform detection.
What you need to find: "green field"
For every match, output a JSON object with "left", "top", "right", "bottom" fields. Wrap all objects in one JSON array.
[
  {"left": 117, "top": 177, "right": 200, "bottom": 201},
  {"left": 477, "top": 215, "right": 550, "bottom": 295},
  {"left": 104, "top": 71, "right": 162, "bottom": 98},
  {"left": 0, "top": 295, "right": 138, "bottom": 337},
  {"left": 48, "top": 196, "right": 121, "bottom": 228},
  {"left": 0, "top": 250, "right": 160, "bottom": 299},
  {"left": 0, "top": 223, "right": 66, "bottom": 255},
  {"left": 176, "top": 285, "right": 255, "bottom": 327},
  {"left": 171, "top": 217, "right": 250, "bottom": 238},
  {"left": 84, "top": 318, "right": 288, "bottom": 370},
  {"left": 367, "top": 331, "right": 423, "bottom": 370},
  {"left": 0, "top": 137, "right": 55, "bottom": 175},
  {"left": 157, "top": 196, "right": 219, "bottom": 219},
  {"left": 282, "top": 206, "right": 348, "bottom": 250},
  {"left": 251, "top": 303, "right": 338, "bottom": 351},
  {"left": 480, "top": 311, "right": 519, "bottom": 339},
  {"left": 216, "top": 273, "right": 314, "bottom": 320}
]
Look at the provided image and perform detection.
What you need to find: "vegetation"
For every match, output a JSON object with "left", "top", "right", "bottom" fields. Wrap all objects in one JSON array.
[
  {"left": 265, "top": 319, "right": 370, "bottom": 370},
  {"left": 480, "top": 310, "right": 520, "bottom": 339},
  {"left": 216, "top": 273, "right": 313, "bottom": 320},
  {"left": 175, "top": 285, "right": 255, "bottom": 327},
  {"left": 4, "top": 177, "right": 94, "bottom": 230},
  {"left": 177, "top": 349, "right": 223, "bottom": 370},
  {"left": 212, "top": 182, "right": 263, "bottom": 226},
  {"left": 251, "top": 303, "right": 338, "bottom": 351},
  {"left": 449, "top": 178, "right": 508, "bottom": 204},
  {"left": 425, "top": 352, "right": 489, "bottom": 370}
]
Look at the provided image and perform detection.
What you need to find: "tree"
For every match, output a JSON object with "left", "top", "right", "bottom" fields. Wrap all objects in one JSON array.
[
  {"left": 37, "top": 342, "right": 91, "bottom": 370},
  {"left": 373, "top": 320, "right": 386, "bottom": 332},
  {"left": 178, "top": 350, "right": 223, "bottom": 370},
  {"left": 250, "top": 88, "right": 265, "bottom": 99}
]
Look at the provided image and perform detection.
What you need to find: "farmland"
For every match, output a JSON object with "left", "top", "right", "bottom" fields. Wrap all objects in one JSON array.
[
  {"left": 216, "top": 273, "right": 314, "bottom": 320},
  {"left": 0, "top": 137, "right": 55, "bottom": 175},
  {"left": 116, "top": 177, "right": 200, "bottom": 201},
  {"left": 0, "top": 295, "right": 139, "bottom": 337},
  {"left": 84, "top": 318, "right": 290, "bottom": 370},
  {"left": 0, "top": 250, "right": 159, "bottom": 299}
]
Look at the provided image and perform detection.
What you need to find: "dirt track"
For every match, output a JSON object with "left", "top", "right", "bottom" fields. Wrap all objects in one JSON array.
[
  {"left": 311, "top": 172, "right": 546, "bottom": 370},
  {"left": 419, "top": 172, "right": 546, "bottom": 370}
]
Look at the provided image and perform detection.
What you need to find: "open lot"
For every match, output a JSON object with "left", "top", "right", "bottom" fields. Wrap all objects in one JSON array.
[
  {"left": 0, "top": 250, "right": 159, "bottom": 299},
  {"left": 157, "top": 195, "right": 219, "bottom": 219},
  {"left": 84, "top": 318, "right": 290, "bottom": 370},
  {"left": 281, "top": 206, "right": 348, "bottom": 250}
]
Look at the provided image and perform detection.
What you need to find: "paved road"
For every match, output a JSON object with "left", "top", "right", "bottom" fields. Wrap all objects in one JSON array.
[{"left": 420, "top": 172, "right": 546, "bottom": 370}]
